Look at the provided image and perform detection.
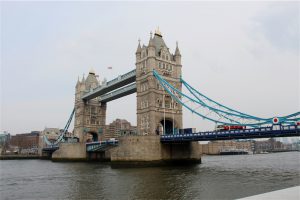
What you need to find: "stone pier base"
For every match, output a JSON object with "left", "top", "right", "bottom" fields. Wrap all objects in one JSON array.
[
  {"left": 52, "top": 143, "right": 87, "bottom": 161},
  {"left": 110, "top": 135, "right": 201, "bottom": 166}
]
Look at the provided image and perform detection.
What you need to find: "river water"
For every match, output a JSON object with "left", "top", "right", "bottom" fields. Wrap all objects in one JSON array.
[{"left": 0, "top": 152, "right": 299, "bottom": 200}]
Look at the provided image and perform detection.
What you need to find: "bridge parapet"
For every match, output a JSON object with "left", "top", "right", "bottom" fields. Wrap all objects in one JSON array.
[
  {"left": 161, "top": 125, "right": 300, "bottom": 143},
  {"left": 82, "top": 69, "right": 136, "bottom": 101},
  {"left": 99, "top": 83, "right": 137, "bottom": 102},
  {"left": 86, "top": 140, "right": 119, "bottom": 152}
]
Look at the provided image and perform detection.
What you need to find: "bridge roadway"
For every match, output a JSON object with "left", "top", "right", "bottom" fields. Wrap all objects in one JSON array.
[
  {"left": 82, "top": 69, "right": 136, "bottom": 101},
  {"left": 86, "top": 140, "right": 119, "bottom": 152},
  {"left": 43, "top": 125, "right": 299, "bottom": 152},
  {"left": 161, "top": 125, "right": 300, "bottom": 143}
]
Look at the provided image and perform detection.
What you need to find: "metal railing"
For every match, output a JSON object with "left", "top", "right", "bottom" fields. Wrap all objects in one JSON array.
[
  {"left": 98, "top": 83, "right": 137, "bottom": 102},
  {"left": 82, "top": 69, "right": 136, "bottom": 100},
  {"left": 161, "top": 125, "right": 300, "bottom": 142}
]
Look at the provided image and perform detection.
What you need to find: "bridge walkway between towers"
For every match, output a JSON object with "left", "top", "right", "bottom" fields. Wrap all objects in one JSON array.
[
  {"left": 82, "top": 69, "right": 136, "bottom": 101},
  {"left": 86, "top": 140, "right": 119, "bottom": 152},
  {"left": 161, "top": 125, "right": 300, "bottom": 143}
]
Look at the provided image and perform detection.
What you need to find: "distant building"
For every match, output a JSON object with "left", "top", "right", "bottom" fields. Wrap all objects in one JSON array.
[
  {"left": 41, "top": 128, "right": 61, "bottom": 142},
  {"left": 9, "top": 132, "right": 40, "bottom": 154},
  {"left": 254, "top": 138, "right": 286, "bottom": 153},
  {"left": 0, "top": 131, "right": 11, "bottom": 154},
  {"left": 0, "top": 131, "right": 10, "bottom": 146},
  {"left": 201, "top": 140, "right": 253, "bottom": 155},
  {"left": 104, "top": 119, "right": 137, "bottom": 139}
]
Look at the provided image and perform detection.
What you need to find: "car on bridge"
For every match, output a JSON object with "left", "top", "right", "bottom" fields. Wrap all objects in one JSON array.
[{"left": 216, "top": 125, "right": 246, "bottom": 131}]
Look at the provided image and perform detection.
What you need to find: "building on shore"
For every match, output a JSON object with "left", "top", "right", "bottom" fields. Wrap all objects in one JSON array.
[
  {"left": 253, "top": 138, "right": 298, "bottom": 153},
  {"left": 8, "top": 131, "right": 40, "bottom": 154},
  {"left": 0, "top": 131, "right": 11, "bottom": 154},
  {"left": 104, "top": 119, "right": 137, "bottom": 139},
  {"left": 201, "top": 140, "right": 253, "bottom": 155},
  {"left": 41, "top": 128, "right": 61, "bottom": 142}
]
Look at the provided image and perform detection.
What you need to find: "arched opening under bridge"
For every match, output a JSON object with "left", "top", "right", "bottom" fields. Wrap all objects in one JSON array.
[
  {"left": 86, "top": 131, "right": 98, "bottom": 142},
  {"left": 160, "top": 119, "right": 174, "bottom": 135}
]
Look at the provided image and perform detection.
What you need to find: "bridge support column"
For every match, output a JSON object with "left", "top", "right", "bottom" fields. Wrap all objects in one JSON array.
[
  {"left": 110, "top": 136, "right": 201, "bottom": 165},
  {"left": 74, "top": 70, "right": 107, "bottom": 143},
  {"left": 52, "top": 143, "right": 87, "bottom": 161}
]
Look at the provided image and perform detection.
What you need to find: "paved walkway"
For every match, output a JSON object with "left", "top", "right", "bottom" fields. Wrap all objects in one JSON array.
[{"left": 238, "top": 186, "right": 300, "bottom": 200}]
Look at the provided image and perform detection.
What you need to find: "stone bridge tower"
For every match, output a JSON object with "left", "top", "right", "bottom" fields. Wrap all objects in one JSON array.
[
  {"left": 74, "top": 69, "right": 106, "bottom": 142},
  {"left": 136, "top": 29, "right": 183, "bottom": 135}
]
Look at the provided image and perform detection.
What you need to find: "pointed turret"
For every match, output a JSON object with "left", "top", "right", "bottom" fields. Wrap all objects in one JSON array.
[
  {"left": 136, "top": 39, "right": 142, "bottom": 54},
  {"left": 174, "top": 41, "right": 181, "bottom": 65},
  {"left": 175, "top": 41, "right": 181, "bottom": 56},
  {"left": 85, "top": 69, "right": 99, "bottom": 90},
  {"left": 136, "top": 39, "right": 142, "bottom": 61},
  {"left": 148, "top": 31, "right": 155, "bottom": 57},
  {"left": 76, "top": 76, "right": 81, "bottom": 89},
  {"left": 148, "top": 31, "right": 155, "bottom": 47},
  {"left": 89, "top": 68, "right": 95, "bottom": 75},
  {"left": 81, "top": 74, "right": 85, "bottom": 83}
]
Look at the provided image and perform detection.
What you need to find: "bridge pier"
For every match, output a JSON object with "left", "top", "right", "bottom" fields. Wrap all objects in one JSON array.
[
  {"left": 52, "top": 143, "right": 87, "bottom": 161},
  {"left": 110, "top": 135, "right": 201, "bottom": 166}
]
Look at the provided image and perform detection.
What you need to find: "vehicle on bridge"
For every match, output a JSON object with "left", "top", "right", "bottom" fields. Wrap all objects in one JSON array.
[{"left": 216, "top": 125, "right": 246, "bottom": 131}]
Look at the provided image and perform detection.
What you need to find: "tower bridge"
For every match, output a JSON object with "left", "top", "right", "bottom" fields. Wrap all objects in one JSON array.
[{"left": 43, "top": 29, "right": 300, "bottom": 163}]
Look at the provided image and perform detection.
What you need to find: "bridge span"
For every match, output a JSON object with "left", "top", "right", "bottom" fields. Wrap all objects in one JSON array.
[
  {"left": 161, "top": 125, "right": 300, "bottom": 143},
  {"left": 42, "top": 30, "right": 299, "bottom": 163}
]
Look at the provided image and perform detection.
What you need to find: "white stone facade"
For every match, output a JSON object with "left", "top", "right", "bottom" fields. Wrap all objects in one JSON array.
[{"left": 136, "top": 30, "right": 183, "bottom": 135}]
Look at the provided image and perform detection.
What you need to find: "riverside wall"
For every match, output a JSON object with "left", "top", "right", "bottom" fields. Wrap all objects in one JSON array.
[
  {"left": 50, "top": 136, "right": 202, "bottom": 164},
  {"left": 52, "top": 143, "right": 87, "bottom": 161},
  {"left": 110, "top": 135, "right": 202, "bottom": 165}
]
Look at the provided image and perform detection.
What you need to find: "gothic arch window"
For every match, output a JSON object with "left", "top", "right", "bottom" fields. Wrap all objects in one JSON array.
[{"left": 165, "top": 100, "right": 170, "bottom": 108}]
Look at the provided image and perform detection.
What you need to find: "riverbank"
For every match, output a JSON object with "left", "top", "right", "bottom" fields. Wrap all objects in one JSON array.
[
  {"left": 0, "top": 155, "right": 40, "bottom": 160},
  {"left": 1, "top": 152, "right": 299, "bottom": 199},
  {"left": 238, "top": 186, "right": 300, "bottom": 200}
]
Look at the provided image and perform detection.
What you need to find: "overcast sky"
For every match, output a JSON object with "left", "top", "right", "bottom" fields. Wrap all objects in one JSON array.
[{"left": 1, "top": 1, "right": 299, "bottom": 135}]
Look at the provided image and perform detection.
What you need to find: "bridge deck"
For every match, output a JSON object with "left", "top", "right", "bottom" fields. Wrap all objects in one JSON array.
[
  {"left": 82, "top": 70, "right": 136, "bottom": 101},
  {"left": 99, "top": 83, "right": 136, "bottom": 103},
  {"left": 161, "top": 125, "right": 300, "bottom": 143},
  {"left": 86, "top": 140, "right": 119, "bottom": 152}
]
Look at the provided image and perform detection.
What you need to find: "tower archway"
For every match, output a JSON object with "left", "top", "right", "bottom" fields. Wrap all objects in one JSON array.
[
  {"left": 86, "top": 131, "right": 98, "bottom": 142},
  {"left": 160, "top": 119, "right": 174, "bottom": 135}
]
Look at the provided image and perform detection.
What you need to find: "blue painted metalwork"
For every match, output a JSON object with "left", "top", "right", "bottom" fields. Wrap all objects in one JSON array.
[
  {"left": 98, "top": 83, "right": 137, "bottom": 103},
  {"left": 86, "top": 140, "right": 119, "bottom": 152},
  {"left": 43, "top": 108, "right": 75, "bottom": 146},
  {"left": 161, "top": 125, "right": 300, "bottom": 143},
  {"left": 82, "top": 69, "right": 136, "bottom": 101},
  {"left": 42, "top": 145, "right": 59, "bottom": 152},
  {"left": 153, "top": 70, "right": 300, "bottom": 127}
]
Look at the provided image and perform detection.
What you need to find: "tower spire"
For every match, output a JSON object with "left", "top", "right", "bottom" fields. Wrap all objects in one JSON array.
[
  {"left": 136, "top": 38, "right": 142, "bottom": 54},
  {"left": 155, "top": 27, "right": 162, "bottom": 37},
  {"left": 175, "top": 41, "right": 181, "bottom": 56},
  {"left": 82, "top": 73, "right": 85, "bottom": 82}
]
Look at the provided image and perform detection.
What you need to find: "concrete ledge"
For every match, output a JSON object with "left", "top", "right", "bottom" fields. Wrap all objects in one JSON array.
[
  {"left": 52, "top": 157, "right": 87, "bottom": 162},
  {"left": 238, "top": 186, "right": 300, "bottom": 200},
  {"left": 0, "top": 155, "right": 40, "bottom": 160},
  {"left": 111, "top": 158, "right": 201, "bottom": 168},
  {"left": 52, "top": 143, "right": 87, "bottom": 161}
]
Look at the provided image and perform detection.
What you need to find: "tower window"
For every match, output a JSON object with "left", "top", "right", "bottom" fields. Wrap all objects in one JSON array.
[{"left": 166, "top": 55, "right": 169, "bottom": 60}]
